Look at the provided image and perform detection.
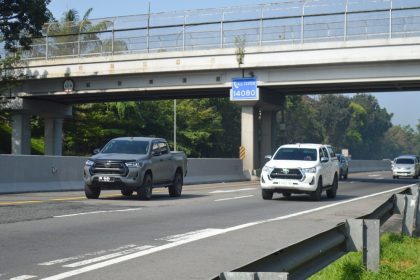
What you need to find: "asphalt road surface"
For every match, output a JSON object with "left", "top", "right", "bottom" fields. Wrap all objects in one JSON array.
[{"left": 0, "top": 171, "right": 418, "bottom": 280}]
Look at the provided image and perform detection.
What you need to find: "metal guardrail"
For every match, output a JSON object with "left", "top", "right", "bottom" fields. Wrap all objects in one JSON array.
[
  {"left": 215, "top": 184, "right": 420, "bottom": 280},
  {"left": 8, "top": 0, "right": 420, "bottom": 60}
]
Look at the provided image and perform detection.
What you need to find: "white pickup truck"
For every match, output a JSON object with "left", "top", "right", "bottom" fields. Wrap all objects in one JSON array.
[
  {"left": 260, "top": 143, "right": 339, "bottom": 201},
  {"left": 83, "top": 137, "right": 187, "bottom": 200}
]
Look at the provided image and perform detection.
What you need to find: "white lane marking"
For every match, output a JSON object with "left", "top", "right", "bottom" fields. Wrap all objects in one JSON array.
[
  {"left": 215, "top": 195, "right": 254, "bottom": 202},
  {"left": 368, "top": 174, "right": 381, "bottom": 177},
  {"left": 209, "top": 188, "right": 256, "bottom": 194},
  {"left": 39, "top": 244, "right": 138, "bottom": 266},
  {"left": 157, "top": 228, "right": 223, "bottom": 242},
  {"left": 39, "top": 184, "right": 415, "bottom": 280},
  {"left": 63, "top": 246, "right": 153, "bottom": 268},
  {"left": 53, "top": 208, "right": 142, "bottom": 218},
  {"left": 9, "top": 276, "right": 36, "bottom": 280}
]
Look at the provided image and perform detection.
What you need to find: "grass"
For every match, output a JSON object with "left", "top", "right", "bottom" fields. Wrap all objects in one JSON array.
[{"left": 309, "top": 233, "right": 420, "bottom": 280}]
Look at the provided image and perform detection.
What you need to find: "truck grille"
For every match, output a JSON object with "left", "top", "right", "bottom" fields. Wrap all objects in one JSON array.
[
  {"left": 270, "top": 168, "right": 303, "bottom": 180},
  {"left": 90, "top": 160, "right": 128, "bottom": 176}
]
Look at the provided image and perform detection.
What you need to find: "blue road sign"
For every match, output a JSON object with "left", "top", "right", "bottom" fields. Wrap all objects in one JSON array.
[{"left": 230, "top": 77, "right": 259, "bottom": 101}]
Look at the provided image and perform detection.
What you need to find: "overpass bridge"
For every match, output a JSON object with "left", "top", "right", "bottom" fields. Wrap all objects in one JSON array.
[{"left": 2, "top": 0, "right": 420, "bottom": 177}]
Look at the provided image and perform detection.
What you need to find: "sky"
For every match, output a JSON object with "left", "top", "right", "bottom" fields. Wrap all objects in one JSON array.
[{"left": 47, "top": 0, "right": 420, "bottom": 129}]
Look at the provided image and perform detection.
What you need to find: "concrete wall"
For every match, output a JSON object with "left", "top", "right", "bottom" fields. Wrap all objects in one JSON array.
[
  {"left": 0, "top": 155, "right": 246, "bottom": 194},
  {"left": 348, "top": 160, "right": 391, "bottom": 173},
  {"left": 0, "top": 155, "right": 392, "bottom": 194}
]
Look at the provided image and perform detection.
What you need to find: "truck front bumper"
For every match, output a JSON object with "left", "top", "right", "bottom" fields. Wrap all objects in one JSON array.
[
  {"left": 260, "top": 171, "right": 318, "bottom": 193},
  {"left": 83, "top": 166, "right": 144, "bottom": 190}
]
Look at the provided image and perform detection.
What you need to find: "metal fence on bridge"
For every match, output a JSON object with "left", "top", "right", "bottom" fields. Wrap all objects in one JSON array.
[{"left": 14, "top": 0, "right": 420, "bottom": 60}]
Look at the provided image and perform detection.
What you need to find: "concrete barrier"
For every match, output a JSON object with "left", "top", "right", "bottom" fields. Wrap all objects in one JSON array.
[
  {"left": 0, "top": 155, "right": 246, "bottom": 194},
  {"left": 0, "top": 155, "right": 392, "bottom": 194},
  {"left": 348, "top": 160, "right": 391, "bottom": 173}
]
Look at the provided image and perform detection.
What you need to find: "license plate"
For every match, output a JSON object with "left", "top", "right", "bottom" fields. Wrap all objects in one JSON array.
[{"left": 98, "top": 176, "right": 114, "bottom": 182}]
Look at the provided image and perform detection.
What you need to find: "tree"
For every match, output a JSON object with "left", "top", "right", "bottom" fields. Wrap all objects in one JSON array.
[
  {"left": 0, "top": 0, "right": 52, "bottom": 51},
  {"left": 317, "top": 94, "right": 351, "bottom": 149},
  {"left": 283, "top": 96, "right": 323, "bottom": 144},
  {"left": 349, "top": 94, "right": 392, "bottom": 159}
]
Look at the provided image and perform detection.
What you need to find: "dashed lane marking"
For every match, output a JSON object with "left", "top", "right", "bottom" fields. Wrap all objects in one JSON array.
[
  {"left": 53, "top": 208, "right": 142, "bottom": 218},
  {"left": 209, "top": 188, "right": 256, "bottom": 194},
  {"left": 214, "top": 195, "right": 255, "bottom": 202},
  {"left": 9, "top": 276, "right": 37, "bottom": 280}
]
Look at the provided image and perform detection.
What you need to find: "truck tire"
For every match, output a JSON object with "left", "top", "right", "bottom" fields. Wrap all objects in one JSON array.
[
  {"left": 169, "top": 171, "right": 183, "bottom": 197},
  {"left": 138, "top": 173, "right": 153, "bottom": 200},
  {"left": 311, "top": 178, "right": 322, "bottom": 201},
  {"left": 262, "top": 189, "right": 273, "bottom": 200},
  {"left": 121, "top": 190, "right": 133, "bottom": 196},
  {"left": 85, "top": 184, "right": 100, "bottom": 199},
  {"left": 326, "top": 175, "right": 338, "bottom": 198}
]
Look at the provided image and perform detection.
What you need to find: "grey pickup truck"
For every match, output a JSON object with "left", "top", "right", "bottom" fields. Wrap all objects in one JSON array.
[{"left": 83, "top": 137, "right": 187, "bottom": 200}]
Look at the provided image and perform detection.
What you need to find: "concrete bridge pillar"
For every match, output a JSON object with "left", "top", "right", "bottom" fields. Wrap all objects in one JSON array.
[
  {"left": 44, "top": 118, "right": 64, "bottom": 155},
  {"left": 239, "top": 90, "right": 284, "bottom": 180},
  {"left": 2, "top": 98, "right": 72, "bottom": 155},
  {"left": 11, "top": 113, "right": 32, "bottom": 155}
]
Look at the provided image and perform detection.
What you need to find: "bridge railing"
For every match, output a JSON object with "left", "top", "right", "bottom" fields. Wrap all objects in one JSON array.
[{"left": 8, "top": 0, "right": 420, "bottom": 60}]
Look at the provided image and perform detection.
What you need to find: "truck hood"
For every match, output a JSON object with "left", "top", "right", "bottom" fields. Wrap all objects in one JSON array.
[
  {"left": 265, "top": 160, "right": 318, "bottom": 169},
  {"left": 91, "top": 153, "right": 148, "bottom": 161}
]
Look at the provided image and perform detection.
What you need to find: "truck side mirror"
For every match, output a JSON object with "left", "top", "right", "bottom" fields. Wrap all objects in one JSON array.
[
  {"left": 93, "top": 148, "right": 101, "bottom": 155},
  {"left": 321, "top": 157, "right": 329, "bottom": 163},
  {"left": 264, "top": 155, "right": 272, "bottom": 160}
]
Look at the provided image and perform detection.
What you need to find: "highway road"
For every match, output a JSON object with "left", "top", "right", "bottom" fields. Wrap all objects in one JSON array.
[{"left": 0, "top": 171, "right": 418, "bottom": 280}]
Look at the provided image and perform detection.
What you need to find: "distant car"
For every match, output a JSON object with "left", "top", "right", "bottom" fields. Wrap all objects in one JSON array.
[
  {"left": 392, "top": 156, "right": 420, "bottom": 179},
  {"left": 336, "top": 154, "right": 349, "bottom": 180}
]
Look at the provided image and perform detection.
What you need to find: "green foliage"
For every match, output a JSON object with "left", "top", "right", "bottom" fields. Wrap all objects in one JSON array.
[
  {"left": 317, "top": 95, "right": 351, "bottom": 148},
  {"left": 62, "top": 98, "right": 240, "bottom": 158},
  {"left": 283, "top": 96, "right": 323, "bottom": 144},
  {"left": 310, "top": 233, "right": 420, "bottom": 280},
  {"left": 0, "top": 0, "right": 52, "bottom": 51},
  {"left": 234, "top": 35, "right": 246, "bottom": 66}
]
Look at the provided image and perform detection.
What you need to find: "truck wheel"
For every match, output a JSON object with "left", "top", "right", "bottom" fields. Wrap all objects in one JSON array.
[
  {"left": 85, "top": 184, "right": 100, "bottom": 199},
  {"left": 327, "top": 175, "right": 338, "bottom": 198},
  {"left": 121, "top": 190, "right": 133, "bottom": 196},
  {"left": 262, "top": 189, "right": 273, "bottom": 200},
  {"left": 138, "top": 174, "right": 153, "bottom": 200},
  {"left": 311, "top": 178, "right": 322, "bottom": 201},
  {"left": 282, "top": 192, "right": 291, "bottom": 197},
  {"left": 169, "top": 171, "right": 183, "bottom": 197}
]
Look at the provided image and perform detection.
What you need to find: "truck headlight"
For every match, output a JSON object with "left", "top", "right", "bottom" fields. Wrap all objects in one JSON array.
[
  {"left": 125, "top": 161, "right": 144, "bottom": 168},
  {"left": 262, "top": 165, "right": 274, "bottom": 173},
  {"left": 303, "top": 167, "right": 316, "bottom": 173},
  {"left": 85, "top": 160, "right": 94, "bottom": 167}
]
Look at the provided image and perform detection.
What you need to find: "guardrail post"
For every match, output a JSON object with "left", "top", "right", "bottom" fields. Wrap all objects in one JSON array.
[
  {"left": 346, "top": 219, "right": 380, "bottom": 272},
  {"left": 394, "top": 194, "right": 405, "bottom": 215},
  {"left": 396, "top": 193, "right": 417, "bottom": 236},
  {"left": 416, "top": 188, "right": 420, "bottom": 237},
  {"left": 403, "top": 195, "right": 417, "bottom": 236},
  {"left": 220, "top": 272, "right": 289, "bottom": 280},
  {"left": 363, "top": 220, "right": 380, "bottom": 272}
]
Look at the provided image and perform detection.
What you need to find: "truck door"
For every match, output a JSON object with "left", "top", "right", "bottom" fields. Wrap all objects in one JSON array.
[
  {"left": 158, "top": 141, "right": 173, "bottom": 181},
  {"left": 322, "top": 147, "right": 333, "bottom": 185},
  {"left": 150, "top": 141, "right": 164, "bottom": 183}
]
